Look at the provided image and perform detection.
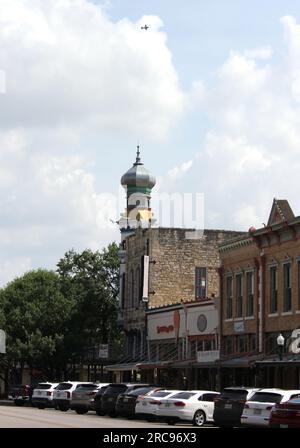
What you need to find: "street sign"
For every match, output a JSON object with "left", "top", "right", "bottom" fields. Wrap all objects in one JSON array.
[
  {"left": 98, "top": 344, "right": 109, "bottom": 359},
  {"left": 0, "top": 329, "right": 6, "bottom": 354}
]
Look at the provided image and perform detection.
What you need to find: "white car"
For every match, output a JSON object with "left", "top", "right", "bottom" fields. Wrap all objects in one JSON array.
[
  {"left": 241, "top": 388, "right": 300, "bottom": 427},
  {"left": 53, "top": 381, "right": 94, "bottom": 411},
  {"left": 135, "top": 390, "right": 180, "bottom": 420},
  {"left": 156, "top": 390, "right": 220, "bottom": 426},
  {"left": 31, "top": 382, "right": 59, "bottom": 409}
]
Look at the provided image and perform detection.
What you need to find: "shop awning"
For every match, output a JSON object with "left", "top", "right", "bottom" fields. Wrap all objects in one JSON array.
[
  {"left": 254, "top": 357, "right": 300, "bottom": 367},
  {"left": 104, "top": 362, "right": 140, "bottom": 372}
]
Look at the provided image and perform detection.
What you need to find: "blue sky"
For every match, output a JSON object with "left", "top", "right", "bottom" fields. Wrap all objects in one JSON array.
[{"left": 1, "top": 0, "right": 300, "bottom": 285}]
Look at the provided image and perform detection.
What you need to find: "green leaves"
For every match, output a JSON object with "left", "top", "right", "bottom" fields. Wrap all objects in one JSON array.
[{"left": 0, "top": 243, "right": 120, "bottom": 379}]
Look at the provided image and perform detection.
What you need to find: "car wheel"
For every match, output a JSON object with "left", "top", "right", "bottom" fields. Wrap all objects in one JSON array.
[
  {"left": 96, "top": 410, "right": 104, "bottom": 416},
  {"left": 193, "top": 410, "right": 206, "bottom": 427},
  {"left": 59, "top": 405, "right": 69, "bottom": 412},
  {"left": 75, "top": 409, "right": 88, "bottom": 415},
  {"left": 37, "top": 406, "right": 45, "bottom": 410},
  {"left": 14, "top": 401, "right": 24, "bottom": 407},
  {"left": 167, "top": 419, "right": 176, "bottom": 425}
]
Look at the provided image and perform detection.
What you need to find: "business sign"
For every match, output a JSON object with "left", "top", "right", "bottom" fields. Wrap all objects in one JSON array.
[
  {"left": 98, "top": 344, "right": 109, "bottom": 359},
  {"left": 197, "top": 350, "right": 220, "bottom": 363},
  {"left": 142, "top": 255, "right": 149, "bottom": 302},
  {"left": 0, "top": 329, "right": 6, "bottom": 354},
  {"left": 187, "top": 306, "right": 218, "bottom": 336},
  {"left": 147, "top": 309, "right": 185, "bottom": 340},
  {"left": 234, "top": 321, "right": 245, "bottom": 333}
]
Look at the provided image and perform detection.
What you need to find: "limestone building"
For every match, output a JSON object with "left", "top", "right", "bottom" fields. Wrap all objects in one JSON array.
[{"left": 106, "top": 148, "right": 245, "bottom": 385}]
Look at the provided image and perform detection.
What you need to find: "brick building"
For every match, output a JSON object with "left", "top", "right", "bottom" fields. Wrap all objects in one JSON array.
[
  {"left": 219, "top": 199, "right": 300, "bottom": 388},
  {"left": 105, "top": 148, "right": 245, "bottom": 384}
]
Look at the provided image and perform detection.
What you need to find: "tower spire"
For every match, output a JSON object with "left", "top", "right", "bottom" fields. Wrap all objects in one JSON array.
[{"left": 135, "top": 145, "right": 142, "bottom": 165}]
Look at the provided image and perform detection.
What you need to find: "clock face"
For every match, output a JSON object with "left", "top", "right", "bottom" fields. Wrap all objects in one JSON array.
[{"left": 197, "top": 314, "right": 207, "bottom": 332}]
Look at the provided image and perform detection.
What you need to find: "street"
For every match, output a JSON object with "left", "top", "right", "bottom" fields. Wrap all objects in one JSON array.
[{"left": 0, "top": 405, "right": 213, "bottom": 428}]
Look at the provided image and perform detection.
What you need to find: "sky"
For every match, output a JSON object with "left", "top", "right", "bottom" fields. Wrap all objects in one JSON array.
[{"left": 1, "top": 0, "right": 300, "bottom": 286}]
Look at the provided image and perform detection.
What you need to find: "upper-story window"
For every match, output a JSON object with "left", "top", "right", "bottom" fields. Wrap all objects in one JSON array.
[
  {"left": 130, "top": 269, "right": 135, "bottom": 308},
  {"left": 235, "top": 274, "right": 243, "bottom": 318},
  {"left": 226, "top": 276, "right": 233, "bottom": 319},
  {"left": 195, "top": 267, "right": 207, "bottom": 299},
  {"left": 121, "top": 273, "right": 126, "bottom": 309},
  {"left": 135, "top": 266, "right": 141, "bottom": 306},
  {"left": 246, "top": 271, "right": 254, "bottom": 317},
  {"left": 283, "top": 263, "right": 292, "bottom": 312},
  {"left": 270, "top": 266, "right": 278, "bottom": 314}
]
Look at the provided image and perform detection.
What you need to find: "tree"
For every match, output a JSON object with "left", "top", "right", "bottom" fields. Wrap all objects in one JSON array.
[
  {"left": 56, "top": 242, "right": 120, "bottom": 365},
  {"left": 0, "top": 269, "right": 75, "bottom": 383}
]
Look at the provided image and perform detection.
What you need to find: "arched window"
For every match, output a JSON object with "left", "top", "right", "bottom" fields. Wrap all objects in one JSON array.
[
  {"left": 130, "top": 269, "right": 134, "bottom": 308},
  {"left": 135, "top": 266, "right": 140, "bottom": 306}
]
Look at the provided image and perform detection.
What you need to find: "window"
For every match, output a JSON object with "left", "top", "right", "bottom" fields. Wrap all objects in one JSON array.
[
  {"left": 283, "top": 263, "right": 292, "bottom": 312},
  {"left": 246, "top": 272, "right": 254, "bottom": 317},
  {"left": 236, "top": 274, "right": 243, "bottom": 317},
  {"left": 135, "top": 266, "right": 140, "bottom": 306},
  {"left": 130, "top": 269, "right": 134, "bottom": 308},
  {"left": 121, "top": 273, "right": 126, "bottom": 309},
  {"left": 270, "top": 266, "right": 278, "bottom": 313},
  {"left": 298, "top": 261, "right": 300, "bottom": 310},
  {"left": 249, "top": 334, "right": 256, "bottom": 352},
  {"left": 195, "top": 267, "right": 207, "bottom": 299},
  {"left": 236, "top": 335, "right": 248, "bottom": 353},
  {"left": 225, "top": 336, "right": 233, "bottom": 354},
  {"left": 226, "top": 276, "right": 233, "bottom": 319}
]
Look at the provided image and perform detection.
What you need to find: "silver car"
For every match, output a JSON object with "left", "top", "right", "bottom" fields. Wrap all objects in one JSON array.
[{"left": 70, "top": 383, "right": 109, "bottom": 414}]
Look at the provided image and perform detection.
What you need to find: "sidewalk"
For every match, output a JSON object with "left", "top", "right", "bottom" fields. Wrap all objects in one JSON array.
[{"left": 0, "top": 399, "right": 15, "bottom": 406}]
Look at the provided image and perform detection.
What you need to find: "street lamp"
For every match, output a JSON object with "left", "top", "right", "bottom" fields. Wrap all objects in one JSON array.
[{"left": 277, "top": 333, "right": 285, "bottom": 361}]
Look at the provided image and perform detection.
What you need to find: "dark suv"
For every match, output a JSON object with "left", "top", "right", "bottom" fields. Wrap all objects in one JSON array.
[
  {"left": 102, "top": 383, "right": 153, "bottom": 417},
  {"left": 213, "top": 387, "right": 259, "bottom": 427},
  {"left": 8, "top": 384, "right": 31, "bottom": 406}
]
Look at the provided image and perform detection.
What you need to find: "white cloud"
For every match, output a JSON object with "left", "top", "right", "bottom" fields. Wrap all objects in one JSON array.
[
  {"left": 175, "top": 15, "right": 300, "bottom": 230},
  {"left": 0, "top": 0, "right": 185, "bottom": 139},
  {"left": 167, "top": 159, "right": 193, "bottom": 180}
]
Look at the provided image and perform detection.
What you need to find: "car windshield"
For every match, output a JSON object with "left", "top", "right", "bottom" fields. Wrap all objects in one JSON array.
[
  {"left": 56, "top": 383, "right": 73, "bottom": 390},
  {"left": 170, "top": 392, "right": 196, "bottom": 400},
  {"left": 250, "top": 392, "right": 283, "bottom": 403},
  {"left": 288, "top": 398, "right": 300, "bottom": 404},
  {"left": 128, "top": 387, "right": 155, "bottom": 396},
  {"left": 105, "top": 385, "right": 127, "bottom": 394},
  {"left": 220, "top": 389, "right": 249, "bottom": 400},
  {"left": 36, "top": 384, "right": 52, "bottom": 390},
  {"left": 151, "top": 391, "right": 173, "bottom": 398},
  {"left": 75, "top": 384, "right": 98, "bottom": 390}
]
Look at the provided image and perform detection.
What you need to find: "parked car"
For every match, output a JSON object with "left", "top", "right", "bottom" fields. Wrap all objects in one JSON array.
[
  {"left": 115, "top": 386, "right": 161, "bottom": 418},
  {"left": 31, "top": 382, "right": 59, "bottom": 409},
  {"left": 213, "top": 387, "right": 259, "bottom": 427},
  {"left": 8, "top": 384, "right": 31, "bottom": 406},
  {"left": 156, "top": 390, "right": 220, "bottom": 426},
  {"left": 53, "top": 381, "right": 94, "bottom": 411},
  {"left": 94, "top": 385, "right": 109, "bottom": 416},
  {"left": 241, "top": 389, "right": 300, "bottom": 427},
  {"left": 269, "top": 397, "right": 300, "bottom": 428},
  {"left": 70, "top": 383, "right": 108, "bottom": 414},
  {"left": 102, "top": 383, "right": 154, "bottom": 417},
  {"left": 135, "top": 390, "right": 180, "bottom": 421}
]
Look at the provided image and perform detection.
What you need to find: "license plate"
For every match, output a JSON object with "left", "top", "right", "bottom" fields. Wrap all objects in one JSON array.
[
  {"left": 280, "top": 424, "right": 288, "bottom": 428},
  {"left": 254, "top": 409, "right": 261, "bottom": 415},
  {"left": 38, "top": 391, "right": 42, "bottom": 395},
  {"left": 165, "top": 403, "right": 170, "bottom": 407},
  {"left": 108, "top": 397, "right": 114, "bottom": 402},
  {"left": 224, "top": 403, "right": 232, "bottom": 409},
  {"left": 142, "top": 402, "right": 147, "bottom": 406},
  {"left": 124, "top": 398, "right": 128, "bottom": 402}
]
